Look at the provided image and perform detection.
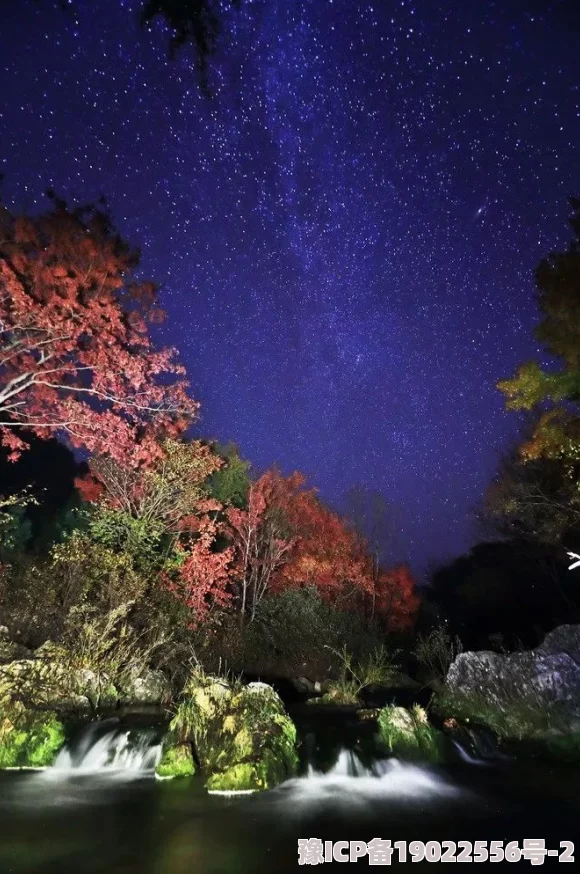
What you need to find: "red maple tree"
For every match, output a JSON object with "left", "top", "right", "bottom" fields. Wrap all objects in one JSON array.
[
  {"left": 227, "top": 468, "right": 379, "bottom": 619},
  {"left": 164, "top": 498, "right": 234, "bottom": 625},
  {"left": 226, "top": 469, "right": 304, "bottom": 620},
  {"left": 278, "top": 490, "right": 374, "bottom": 606},
  {"left": 0, "top": 198, "right": 196, "bottom": 462},
  {"left": 372, "top": 564, "right": 419, "bottom": 632}
]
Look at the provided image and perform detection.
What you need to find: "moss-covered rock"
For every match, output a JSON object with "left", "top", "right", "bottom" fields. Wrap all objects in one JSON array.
[
  {"left": 377, "top": 705, "right": 444, "bottom": 762},
  {"left": 0, "top": 655, "right": 92, "bottom": 715},
  {"left": 436, "top": 688, "right": 580, "bottom": 762},
  {"left": 0, "top": 633, "right": 32, "bottom": 665},
  {"left": 172, "top": 675, "right": 298, "bottom": 791},
  {"left": 0, "top": 649, "right": 125, "bottom": 715},
  {"left": 156, "top": 741, "right": 196, "bottom": 778},
  {"left": 0, "top": 702, "right": 66, "bottom": 767}
]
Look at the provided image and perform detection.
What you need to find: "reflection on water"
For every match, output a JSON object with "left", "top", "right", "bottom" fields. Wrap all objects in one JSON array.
[{"left": 0, "top": 713, "right": 578, "bottom": 873}]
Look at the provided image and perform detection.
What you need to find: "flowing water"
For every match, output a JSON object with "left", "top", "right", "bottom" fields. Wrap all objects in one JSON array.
[
  {"left": 0, "top": 711, "right": 578, "bottom": 873},
  {"left": 51, "top": 720, "right": 163, "bottom": 774}
]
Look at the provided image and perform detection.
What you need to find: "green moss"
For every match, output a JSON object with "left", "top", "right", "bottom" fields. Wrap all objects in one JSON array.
[
  {"left": 99, "top": 683, "right": 119, "bottom": 708},
  {"left": 206, "top": 751, "right": 292, "bottom": 792},
  {"left": 434, "top": 690, "right": 580, "bottom": 763},
  {"left": 206, "top": 762, "right": 259, "bottom": 791},
  {"left": 232, "top": 727, "right": 253, "bottom": 758},
  {"left": 434, "top": 689, "right": 561, "bottom": 740},
  {"left": 377, "top": 705, "right": 444, "bottom": 763},
  {"left": 156, "top": 743, "right": 195, "bottom": 778},
  {"left": 172, "top": 673, "right": 298, "bottom": 792},
  {"left": 0, "top": 709, "right": 65, "bottom": 768}
]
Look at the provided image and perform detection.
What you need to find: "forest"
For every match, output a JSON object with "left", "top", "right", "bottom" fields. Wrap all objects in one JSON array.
[{"left": 0, "top": 196, "right": 421, "bottom": 698}]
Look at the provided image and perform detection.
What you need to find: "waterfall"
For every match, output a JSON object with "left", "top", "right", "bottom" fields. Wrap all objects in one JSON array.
[
  {"left": 450, "top": 726, "right": 510, "bottom": 765},
  {"left": 269, "top": 746, "right": 462, "bottom": 812},
  {"left": 52, "top": 721, "right": 162, "bottom": 775},
  {"left": 307, "top": 748, "right": 369, "bottom": 778}
]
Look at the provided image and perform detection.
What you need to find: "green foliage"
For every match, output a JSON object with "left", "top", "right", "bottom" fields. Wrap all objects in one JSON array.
[
  {"left": 377, "top": 704, "right": 444, "bottom": 762},
  {"left": 415, "top": 625, "right": 462, "bottom": 686},
  {"left": 221, "top": 586, "right": 392, "bottom": 679},
  {"left": 51, "top": 528, "right": 149, "bottom": 607},
  {"left": 483, "top": 439, "right": 580, "bottom": 545},
  {"left": 156, "top": 742, "right": 196, "bottom": 778},
  {"left": 87, "top": 506, "right": 165, "bottom": 571},
  {"left": 0, "top": 493, "right": 35, "bottom": 560},
  {"left": 315, "top": 644, "right": 401, "bottom": 704},
  {"left": 0, "top": 706, "right": 65, "bottom": 768},
  {"left": 208, "top": 443, "right": 250, "bottom": 509},
  {"left": 59, "top": 601, "right": 169, "bottom": 699},
  {"left": 498, "top": 199, "right": 580, "bottom": 497}
]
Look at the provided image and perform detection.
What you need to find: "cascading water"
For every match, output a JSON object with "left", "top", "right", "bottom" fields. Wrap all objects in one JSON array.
[
  {"left": 268, "top": 745, "right": 463, "bottom": 813},
  {"left": 51, "top": 720, "right": 163, "bottom": 775},
  {"left": 449, "top": 725, "right": 510, "bottom": 766}
]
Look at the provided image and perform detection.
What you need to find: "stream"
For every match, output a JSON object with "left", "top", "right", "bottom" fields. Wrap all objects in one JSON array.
[{"left": 0, "top": 709, "right": 578, "bottom": 872}]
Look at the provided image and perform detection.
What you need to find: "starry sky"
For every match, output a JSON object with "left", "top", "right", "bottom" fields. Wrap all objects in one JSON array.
[{"left": 1, "top": 0, "right": 579, "bottom": 576}]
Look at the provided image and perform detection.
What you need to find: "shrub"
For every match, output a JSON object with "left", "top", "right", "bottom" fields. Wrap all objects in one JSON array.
[{"left": 415, "top": 625, "right": 462, "bottom": 686}]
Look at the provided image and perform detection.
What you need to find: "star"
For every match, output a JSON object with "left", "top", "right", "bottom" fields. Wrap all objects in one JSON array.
[{"left": 0, "top": 0, "right": 577, "bottom": 575}]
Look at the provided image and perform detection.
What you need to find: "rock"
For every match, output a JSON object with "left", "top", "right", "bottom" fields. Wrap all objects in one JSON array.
[
  {"left": 0, "top": 656, "right": 108, "bottom": 715},
  {"left": 172, "top": 673, "right": 297, "bottom": 791},
  {"left": 118, "top": 668, "right": 170, "bottom": 706},
  {"left": 385, "top": 672, "right": 422, "bottom": 691},
  {"left": 290, "top": 676, "right": 316, "bottom": 697},
  {"left": 156, "top": 741, "right": 196, "bottom": 778},
  {"left": 442, "top": 624, "right": 580, "bottom": 745},
  {"left": 0, "top": 701, "right": 66, "bottom": 768},
  {"left": 377, "top": 704, "right": 444, "bottom": 762},
  {"left": 0, "top": 638, "right": 32, "bottom": 665},
  {"left": 75, "top": 669, "right": 118, "bottom": 710},
  {"left": 537, "top": 624, "right": 580, "bottom": 661}
]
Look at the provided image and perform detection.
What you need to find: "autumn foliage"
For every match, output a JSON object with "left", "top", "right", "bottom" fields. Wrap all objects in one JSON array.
[
  {"left": 372, "top": 565, "right": 419, "bottom": 632},
  {"left": 0, "top": 198, "right": 196, "bottom": 463},
  {"left": 226, "top": 467, "right": 418, "bottom": 630},
  {"left": 0, "top": 195, "right": 419, "bottom": 647}
]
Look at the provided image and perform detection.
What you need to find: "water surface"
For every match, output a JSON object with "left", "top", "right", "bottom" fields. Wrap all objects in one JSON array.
[{"left": 1, "top": 713, "right": 578, "bottom": 873}]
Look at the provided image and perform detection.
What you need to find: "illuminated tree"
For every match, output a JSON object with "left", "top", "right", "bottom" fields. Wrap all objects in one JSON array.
[
  {"left": 498, "top": 198, "right": 580, "bottom": 469},
  {"left": 0, "top": 197, "right": 196, "bottom": 463}
]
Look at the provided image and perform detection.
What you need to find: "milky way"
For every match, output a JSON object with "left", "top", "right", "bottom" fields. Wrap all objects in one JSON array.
[{"left": 1, "top": 0, "right": 579, "bottom": 574}]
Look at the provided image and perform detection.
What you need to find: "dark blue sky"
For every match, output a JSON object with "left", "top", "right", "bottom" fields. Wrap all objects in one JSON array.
[{"left": 1, "top": 0, "right": 579, "bottom": 574}]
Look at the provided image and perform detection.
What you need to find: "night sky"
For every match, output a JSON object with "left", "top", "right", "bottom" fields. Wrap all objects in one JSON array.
[{"left": 1, "top": 1, "right": 579, "bottom": 575}]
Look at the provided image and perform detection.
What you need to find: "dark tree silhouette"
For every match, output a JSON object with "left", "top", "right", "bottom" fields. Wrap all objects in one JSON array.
[
  {"left": 141, "top": 0, "right": 222, "bottom": 78},
  {"left": 38, "top": 0, "right": 239, "bottom": 86}
]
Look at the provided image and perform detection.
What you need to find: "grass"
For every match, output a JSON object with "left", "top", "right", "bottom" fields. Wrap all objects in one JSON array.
[
  {"left": 316, "top": 644, "right": 401, "bottom": 704},
  {"left": 434, "top": 687, "right": 575, "bottom": 742}
]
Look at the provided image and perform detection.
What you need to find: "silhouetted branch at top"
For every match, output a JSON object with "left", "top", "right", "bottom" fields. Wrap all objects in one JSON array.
[{"left": 36, "top": 0, "right": 241, "bottom": 91}]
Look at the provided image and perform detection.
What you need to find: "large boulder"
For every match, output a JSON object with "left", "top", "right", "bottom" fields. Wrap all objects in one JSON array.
[
  {"left": 118, "top": 667, "right": 170, "bottom": 707},
  {"left": 172, "top": 674, "right": 298, "bottom": 791},
  {"left": 0, "top": 655, "right": 92, "bottom": 715},
  {"left": 442, "top": 624, "right": 580, "bottom": 746}
]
